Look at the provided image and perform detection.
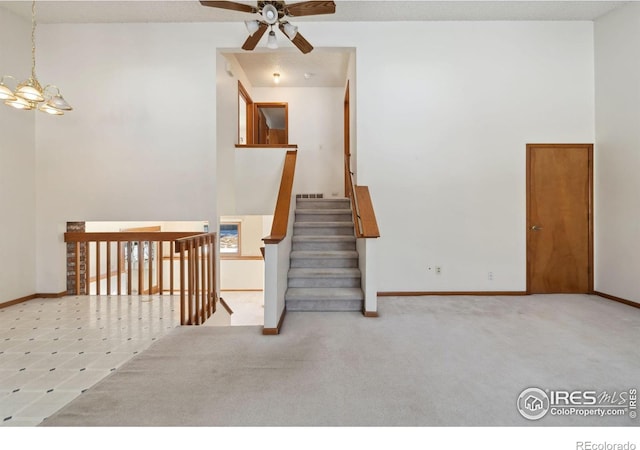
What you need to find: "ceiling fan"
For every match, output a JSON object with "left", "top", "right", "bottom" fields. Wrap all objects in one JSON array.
[{"left": 199, "top": 1, "right": 336, "bottom": 54}]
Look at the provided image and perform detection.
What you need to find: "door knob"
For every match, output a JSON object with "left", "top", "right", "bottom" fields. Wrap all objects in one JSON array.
[{"left": 531, "top": 225, "right": 543, "bottom": 231}]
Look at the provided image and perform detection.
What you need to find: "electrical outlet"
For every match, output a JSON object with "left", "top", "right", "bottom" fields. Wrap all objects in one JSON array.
[
  {"left": 435, "top": 266, "right": 442, "bottom": 275},
  {"left": 488, "top": 271, "right": 494, "bottom": 281}
]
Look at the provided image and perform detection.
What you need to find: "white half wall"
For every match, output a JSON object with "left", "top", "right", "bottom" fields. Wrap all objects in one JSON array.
[
  {"left": 252, "top": 87, "right": 344, "bottom": 198},
  {"left": 0, "top": 7, "right": 36, "bottom": 302},
  {"left": 234, "top": 148, "right": 289, "bottom": 215},
  {"left": 594, "top": 3, "right": 640, "bottom": 304}
]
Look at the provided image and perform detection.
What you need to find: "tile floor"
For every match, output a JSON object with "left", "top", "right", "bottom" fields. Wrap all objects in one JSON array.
[
  {"left": 219, "top": 291, "right": 264, "bottom": 327},
  {"left": 0, "top": 292, "right": 264, "bottom": 426},
  {"left": 0, "top": 295, "right": 180, "bottom": 426}
]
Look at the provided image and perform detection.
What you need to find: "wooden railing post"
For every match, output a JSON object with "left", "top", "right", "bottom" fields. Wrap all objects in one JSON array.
[
  {"left": 179, "top": 242, "right": 186, "bottom": 325},
  {"left": 106, "top": 241, "right": 112, "bottom": 295}
]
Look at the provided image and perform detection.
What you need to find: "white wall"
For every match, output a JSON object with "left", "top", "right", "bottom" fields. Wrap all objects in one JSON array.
[
  {"left": 234, "top": 147, "right": 290, "bottom": 215},
  {"left": 216, "top": 52, "right": 254, "bottom": 216},
  {"left": 32, "top": 20, "right": 596, "bottom": 294},
  {"left": 34, "top": 23, "right": 247, "bottom": 293},
  {"left": 252, "top": 87, "right": 344, "bottom": 197},
  {"left": 341, "top": 21, "right": 595, "bottom": 291},
  {"left": 594, "top": 3, "right": 640, "bottom": 303},
  {"left": 0, "top": 7, "right": 36, "bottom": 302}
]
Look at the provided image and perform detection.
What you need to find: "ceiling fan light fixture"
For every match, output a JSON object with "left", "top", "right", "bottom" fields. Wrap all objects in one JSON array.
[
  {"left": 245, "top": 20, "right": 260, "bottom": 36},
  {"left": 283, "top": 22, "right": 298, "bottom": 40},
  {"left": 262, "top": 3, "right": 279, "bottom": 25},
  {"left": 267, "top": 29, "right": 278, "bottom": 49}
]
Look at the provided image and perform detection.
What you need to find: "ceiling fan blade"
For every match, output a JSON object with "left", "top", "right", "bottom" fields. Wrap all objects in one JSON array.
[
  {"left": 242, "top": 22, "right": 269, "bottom": 50},
  {"left": 199, "top": 1, "right": 258, "bottom": 14},
  {"left": 279, "top": 24, "right": 313, "bottom": 54},
  {"left": 285, "top": 1, "right": 336, "bottom": 17}
]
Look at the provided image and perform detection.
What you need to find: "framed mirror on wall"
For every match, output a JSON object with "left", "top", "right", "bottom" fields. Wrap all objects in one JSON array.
[{"left": 236, "top": 81, "right": 291, "bottom": 147}]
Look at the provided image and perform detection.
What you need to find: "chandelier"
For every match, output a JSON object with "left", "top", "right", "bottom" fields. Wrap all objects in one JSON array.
[{"left": 0, "top": 1, "right": 72, "bottom": 115}]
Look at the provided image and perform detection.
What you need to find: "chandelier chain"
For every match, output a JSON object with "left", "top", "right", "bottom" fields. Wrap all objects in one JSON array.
[{"left": 31, "top": 0, "right": 37, "bottom": 79}]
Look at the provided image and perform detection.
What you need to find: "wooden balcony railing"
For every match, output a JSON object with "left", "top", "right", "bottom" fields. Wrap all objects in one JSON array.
[
  {"left": 263, "top": 149, "right": 298, "bottom": 244},
  {"left": 345, "top": 155, "right": 380, "bottom": 238},
  {"left": 63, "top": 231, "right": 216, "bottom": 325},
  {"left": 175, "top": 233, "right": 217, "bottom": 325}
]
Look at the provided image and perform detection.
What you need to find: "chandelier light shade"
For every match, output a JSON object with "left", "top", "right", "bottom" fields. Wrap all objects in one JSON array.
[{"left": 1, "top": 1, "right": 72, "bottom": 115}]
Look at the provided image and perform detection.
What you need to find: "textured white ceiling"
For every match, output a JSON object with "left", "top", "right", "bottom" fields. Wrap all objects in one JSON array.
[
  {"left": 0, "top": 1, "right": 626, "bottom": 88},
  {"left": 0, "top": 1, "right": 627, "bottom": 24},
  {"left": 227, "top": 48, "right": 352, "bottom": 87}
]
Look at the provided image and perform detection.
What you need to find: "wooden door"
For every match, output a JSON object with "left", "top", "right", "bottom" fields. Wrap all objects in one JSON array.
[{"left": 527, "top": 144, "right": 593, "bottom": 293}]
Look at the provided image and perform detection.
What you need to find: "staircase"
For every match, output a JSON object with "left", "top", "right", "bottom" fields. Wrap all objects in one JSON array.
[{"left": 285, "top": 198, "right": 364, "bottom": 311}]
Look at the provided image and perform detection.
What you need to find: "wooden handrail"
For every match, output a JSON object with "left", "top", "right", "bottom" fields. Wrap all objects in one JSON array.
[
  {"left": 354, "top": 186, "right": 381, "bottom": 238},
  {"left": 263, "top": 150, "right": 298, "bottom": 244},
  {"left": 64, "top": 231, "right": 201, "bottom": 242},
  {"left": 345, "top": 155, "right": 380, "bottom": 239}
]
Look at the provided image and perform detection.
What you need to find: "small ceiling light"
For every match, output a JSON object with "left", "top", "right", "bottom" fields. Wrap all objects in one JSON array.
[
  {"left": 267, "top": 28, "right": 278, "bottom": 49},
  {"left": 283, "top": 22, "right": 298, "bottom": 40},
  {"left": 273, "top": 73, "right": 280, "bottom": 84},
  {"left": 245, "top": 20, "right": 260, "bottom": 36}
]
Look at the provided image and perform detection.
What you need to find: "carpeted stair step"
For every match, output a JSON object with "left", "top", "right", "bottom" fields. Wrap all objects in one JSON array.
[
  {"left": 288, "top": 268, "right": 362, "bottom": 288},
  {"left": 296, "top": 198, "right": 351, "bottom": 210},
  {"left": 285, "top": 287, "right": 364, "bottom": 311},
  {"left": 290, "top": 251, "right": 359, "bottom": 268},
  {"left": 293, "top": 222, "right": 355, "bottom": 236},
  {"left": 292, "top": 235, "right": 356, "bottom": 251},
  {"left": 295, "top": 209, "right": 353, "bottom": 223}
]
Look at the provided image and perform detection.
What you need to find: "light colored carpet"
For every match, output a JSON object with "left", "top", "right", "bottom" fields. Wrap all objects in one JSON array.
[{"left": 41, "top": 294, "right": 640, "bottom": 426}]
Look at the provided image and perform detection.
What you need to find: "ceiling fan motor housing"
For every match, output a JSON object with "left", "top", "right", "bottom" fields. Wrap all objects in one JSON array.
[{"left": 260, "top": 1, "right": 284, "bottom": 25}]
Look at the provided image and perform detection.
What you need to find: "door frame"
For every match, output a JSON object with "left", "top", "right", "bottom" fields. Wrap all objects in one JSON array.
[
  {"left": 344, "top": 80, "right": 351, "bottom": 197},
  {"left": 526, "top": 143, "right": 594, "bottom": 294}
]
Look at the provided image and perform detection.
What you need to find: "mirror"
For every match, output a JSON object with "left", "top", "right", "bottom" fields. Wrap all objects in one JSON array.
[{"left": 254, "top": 103, "right": 288, "bottom": 145}]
